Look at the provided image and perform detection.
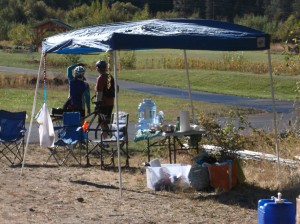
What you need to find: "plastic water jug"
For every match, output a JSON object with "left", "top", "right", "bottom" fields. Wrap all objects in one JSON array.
[
  {"left": 258, "top": 192, "right": 295, "bottom": 224},
  {"left": 138, "top": 99, "right": 157, "bottom": 130}
]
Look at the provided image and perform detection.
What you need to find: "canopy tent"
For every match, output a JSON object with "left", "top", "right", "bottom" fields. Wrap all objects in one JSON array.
[
  {"left": 22, "top": 19, "right": 277, "bottom": 195},
  {"left": 43, "top": 18, "right": 270, "bottom": 53}
]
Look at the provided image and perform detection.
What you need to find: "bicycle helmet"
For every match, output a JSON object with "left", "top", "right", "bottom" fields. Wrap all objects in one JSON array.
[
  {"left": 96, "top": 60, "right": 107, "bottom": 70},
  {"left": 74, "top": 66, "right": 85, "bottom": 77}
]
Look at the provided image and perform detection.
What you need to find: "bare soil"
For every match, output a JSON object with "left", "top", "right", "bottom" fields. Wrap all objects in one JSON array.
[{"left": 0, "top": 144, "right": 261, "bottom": 224}]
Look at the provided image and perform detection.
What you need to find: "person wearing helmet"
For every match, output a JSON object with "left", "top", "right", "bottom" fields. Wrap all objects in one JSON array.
[
  {"left": 63, "top": 63, "right": 91, "bottom": 117},
  {"left": 95, "top": 60, "right": 115, "bottom": 131}
]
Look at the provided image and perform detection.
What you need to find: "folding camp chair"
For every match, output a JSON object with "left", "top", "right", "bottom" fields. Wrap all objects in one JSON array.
[
  {"left": 0, "top": 110, "right": 26, "bottom": 165},
  {"left": 45, "top": 112, "right": 84, "bottom": 166},
  {"left": 87, "top": 112, "right": 129, "bottom": 169}
]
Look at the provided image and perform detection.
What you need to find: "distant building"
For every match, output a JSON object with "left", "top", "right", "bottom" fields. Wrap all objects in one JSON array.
[{"left": 33, "top": 18, "right": 73, "bottom": 52}]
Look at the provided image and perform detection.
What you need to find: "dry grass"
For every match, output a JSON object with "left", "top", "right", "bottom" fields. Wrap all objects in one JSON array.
[
  {"left": 0, "top": 72, "right": 68, "bottom": 89},
  {"left": 0, "top": 143, "right": 298, "bottom": 223}
]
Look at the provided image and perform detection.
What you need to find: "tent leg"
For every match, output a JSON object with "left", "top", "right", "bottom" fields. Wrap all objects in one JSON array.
[
  {"left": 21, "top": 53, "right": 44, "bottom": 175},
  {"left": 268, "top": 49, "right": 280, "bottom": 167},
  {"left": 183, "top": 50, "right": 195, "bottom": 123},
  {"left": 113, "top": 50, "right": 122, "bottom": 198}
]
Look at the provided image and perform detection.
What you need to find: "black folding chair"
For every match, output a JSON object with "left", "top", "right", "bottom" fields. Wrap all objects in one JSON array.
[
  {"left": 87, "top": 111, "right": 130, "bottom": 169},
  {"left": 0, "top": 110, "right": 26, "bottom": 165}
]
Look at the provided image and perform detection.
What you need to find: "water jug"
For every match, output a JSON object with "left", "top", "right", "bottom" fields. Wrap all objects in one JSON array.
[
  {"left": 258, "top": 192, "right": 295, "bottom": 224},
  {"left": 138, "top": 99, "right": 157, "bottom": 130}
]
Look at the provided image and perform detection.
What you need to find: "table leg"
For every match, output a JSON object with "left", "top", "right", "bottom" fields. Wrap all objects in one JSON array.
[
  {"left": 167, "top": 136, "right": 172, "bottom": 163},
  {"left": 147, "top": 139, "right": 150, "bottom": 162},
  {"left": 173, "top": 136, "right": 176, "bottom": 163}
]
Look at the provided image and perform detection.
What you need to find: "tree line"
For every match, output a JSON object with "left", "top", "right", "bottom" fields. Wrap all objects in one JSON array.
[{"left": 1, "top": 0, "right": 300, "bottom": 47}]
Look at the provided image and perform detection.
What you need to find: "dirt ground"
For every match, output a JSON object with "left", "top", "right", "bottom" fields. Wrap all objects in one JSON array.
[{"left": 0, "top": 144, "right": 259, "bottom": 224}]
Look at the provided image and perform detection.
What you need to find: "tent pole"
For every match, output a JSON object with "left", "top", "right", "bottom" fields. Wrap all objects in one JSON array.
[
  {"left": 267, "top": 49, "right": 280, "bottom": 167},
  {"left": 113, "top": 50, "right": 122, "bottom": 197},
  {"left": 183, "top": 50, "right": 195, "bottom": 122},
  {"left": 21, "top": 53, "right": 44, "bottom": 175}
]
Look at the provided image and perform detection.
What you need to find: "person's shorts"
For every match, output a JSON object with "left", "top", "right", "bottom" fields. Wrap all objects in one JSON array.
[{"left": 98, "top": 105, "right": 113, "bottom": 123}]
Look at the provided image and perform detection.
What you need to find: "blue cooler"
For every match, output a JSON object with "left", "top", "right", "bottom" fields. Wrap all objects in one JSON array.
[{"left": 258, "top": 193, "right": 295, "bottom": 224}]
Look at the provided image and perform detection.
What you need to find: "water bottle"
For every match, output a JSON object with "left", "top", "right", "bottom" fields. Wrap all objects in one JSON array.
[
  {"left": 156, "top": 111, "right": 164, "bottom": 125},
  {"left": 138, "top": 99, "right": 157, "bottom": 130}
]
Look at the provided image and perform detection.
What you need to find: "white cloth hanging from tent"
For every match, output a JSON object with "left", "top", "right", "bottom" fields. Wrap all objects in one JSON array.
[{"left": 35, "top": 103, "right": 55, "bottom": 147}]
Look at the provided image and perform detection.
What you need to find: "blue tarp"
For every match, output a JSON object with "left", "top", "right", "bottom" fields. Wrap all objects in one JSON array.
[{"left": 42, "top": 18, "right": 270, "bottom": 54}]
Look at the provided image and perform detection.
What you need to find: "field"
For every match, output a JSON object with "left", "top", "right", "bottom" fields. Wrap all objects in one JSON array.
[
  {"left": 1, "top": 48, "right": 300, "bottom": 223},
  {"left": 1, "top": 48, "right": 300, "bottom": 101}
]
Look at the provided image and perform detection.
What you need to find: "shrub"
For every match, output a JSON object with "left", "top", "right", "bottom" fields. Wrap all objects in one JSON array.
[
  {"left": 199, "top": 111, "right": 251, "bottom": 161},
  {"left": 120, "top": 51, "right": 136, "bottom": 69}
]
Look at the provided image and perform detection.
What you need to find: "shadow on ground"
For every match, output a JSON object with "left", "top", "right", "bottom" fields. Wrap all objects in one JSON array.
[{"left": 193, "top": 183, "right": 296, "bottom": 210}]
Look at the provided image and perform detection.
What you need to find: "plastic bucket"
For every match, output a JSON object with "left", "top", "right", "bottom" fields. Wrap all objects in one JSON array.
[{"left": 258, "top": 198, "right": 295, "bottom": 224}]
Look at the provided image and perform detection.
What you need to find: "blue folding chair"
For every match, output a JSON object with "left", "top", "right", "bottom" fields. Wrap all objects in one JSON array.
[
  {"left": 46, "top": 112, "right": 84, "bottom": 166},
  {"left": 0, "top": 110, "right": 26, "bottom": 165}
]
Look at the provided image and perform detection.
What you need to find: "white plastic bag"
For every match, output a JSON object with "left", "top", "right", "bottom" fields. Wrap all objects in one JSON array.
[{"left": 36, "top": 103, "right": 55, "bottom": 147}]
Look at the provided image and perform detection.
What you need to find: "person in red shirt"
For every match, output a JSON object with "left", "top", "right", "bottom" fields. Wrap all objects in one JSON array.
[{"left": 95, "top": 60, "right": 115, "bottom": 136}]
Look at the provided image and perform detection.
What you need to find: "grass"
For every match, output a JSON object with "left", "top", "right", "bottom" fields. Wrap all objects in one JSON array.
[
  {"left": 118, "top": 69, "right": 300, "bottom": 100},
  {"left": 0, "top": 49, "right": 299, "bottom": 101},
  {"left": 0, "top": 84, "right": 252, "bottom": 124}
]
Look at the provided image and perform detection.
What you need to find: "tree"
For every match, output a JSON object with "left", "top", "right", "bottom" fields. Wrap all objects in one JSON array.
[
  {"left": 292, "top": 0, "right": 300, "bottom": 19},
  {"left": 8, "top": 23, "right": 34, "bottom": 46},
  {"left": 173, "top": 0, "right": 195, "bottom": 18},
  {"left": 66, "top": 4, "right": 89, "bottom": 27},
  {"left": 0, "top": 0, "right": 27, "bottom": 23},
  {"left": 133, "top": 3, "right": 150, "bottom": 20},
  {"left": 110, "top": 2, "right": 140, "bottom": 22},
  {"left": 0, "top": 19, "right": 10, "bottom": 40},
  {"left": 24, "top": 0, "right": 50, "bottom": 21},
  {"left": 99, "top": 0, "right": 111, "bottom": 23}
]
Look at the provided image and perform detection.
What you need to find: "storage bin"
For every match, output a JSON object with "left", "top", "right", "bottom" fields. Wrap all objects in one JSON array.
[
  {"left": 206, "top": 160, "right": 237, "bottom": 191},
  {"left": 146, "top": 164, "right": 191, "bottom": 191}
]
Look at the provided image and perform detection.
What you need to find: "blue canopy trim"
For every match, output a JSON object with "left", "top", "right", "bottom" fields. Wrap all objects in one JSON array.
[{"left": 42, "top": 18, "right": 270, "bottom": 54}]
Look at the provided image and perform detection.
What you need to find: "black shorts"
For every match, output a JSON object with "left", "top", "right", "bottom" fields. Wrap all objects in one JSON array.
[{"left": 98, "top": 105, "right": 113, "bottom": 124}]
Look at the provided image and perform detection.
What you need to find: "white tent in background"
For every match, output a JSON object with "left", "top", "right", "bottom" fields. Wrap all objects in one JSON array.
[{"left": 22, "top": 18, "right": 278, "bottom": 196}]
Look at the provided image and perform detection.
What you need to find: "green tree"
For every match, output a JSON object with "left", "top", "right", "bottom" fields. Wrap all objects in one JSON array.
[
  {"left": 156, "top": 11, "right": 179, "bottom": 19},
  {"left": 292, "top": 0, "right": 300, "bottom": 19},
  {"left": 133, "top": 3, "right": 150, "bottom": 20},
  {"left": 110, "top": 2, "right": 140, "bottom": 22},
  {"left": 0, "top": 19, "right": 10, "bottom": 40},
  {"left": 173, "top": 0, "right": 195, "bottom": 18},
  {"left": 8, "top": 23, "right": 34, "bottom": 46},
  {"left": 66, "top": 4, "right": 89, "bottom": 27},
  {"left": 264, "top": 0, "right": 293, "bottom": 21},
  {"left": 234, "top": 14, "right": 278, "bottom": 37},
  {"left": 24, "top": 0, "right": 50, "bottom": 21},
  {"left": 0, "top": 0, "right": 27, "bottom": 23},
  {"left": 99, "top": 0, "right": 111, "bottom": 23}
]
